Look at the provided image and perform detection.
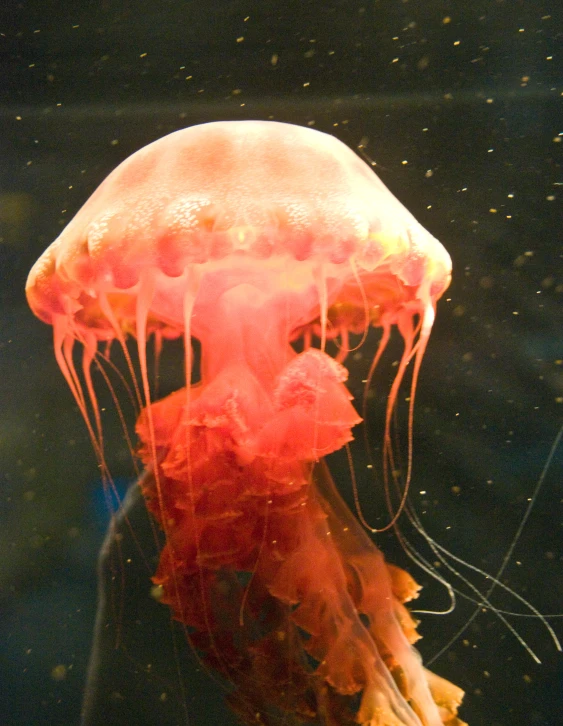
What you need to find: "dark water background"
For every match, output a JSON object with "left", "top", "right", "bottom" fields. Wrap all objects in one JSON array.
[{"left": 1, "top": 1, "right": 561, "bottom": 725}]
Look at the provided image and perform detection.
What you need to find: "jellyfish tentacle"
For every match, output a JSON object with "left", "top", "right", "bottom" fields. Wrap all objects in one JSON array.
[{"left": 135, "top": 320, "right": 465, "bottom": 725}]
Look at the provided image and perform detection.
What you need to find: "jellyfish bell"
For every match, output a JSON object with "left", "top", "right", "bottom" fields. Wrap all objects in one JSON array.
[
  {"left": 26, "top": 121, "right": 464, "bottom": 725},
  {"left": 26, "top": 120, "right": 450, "bottom": 340}
]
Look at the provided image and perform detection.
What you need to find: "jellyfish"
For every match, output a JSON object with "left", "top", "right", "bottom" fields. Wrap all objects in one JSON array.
[{"left": 26, "top": 120, "right": 465, "bottom": 726}]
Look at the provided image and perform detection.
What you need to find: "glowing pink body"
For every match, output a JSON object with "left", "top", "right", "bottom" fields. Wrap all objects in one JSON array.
[{"left": 26, "top": 121, "right": 464, "bottom": 725}]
